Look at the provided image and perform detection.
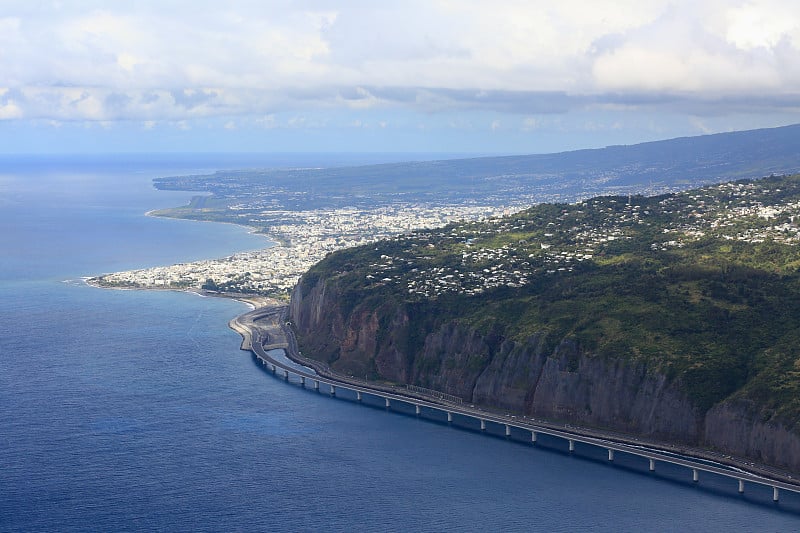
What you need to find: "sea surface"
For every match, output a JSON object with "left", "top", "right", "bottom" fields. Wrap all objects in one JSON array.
[{"left": 1, "top": 154, "right": 798, "bottom": 532}]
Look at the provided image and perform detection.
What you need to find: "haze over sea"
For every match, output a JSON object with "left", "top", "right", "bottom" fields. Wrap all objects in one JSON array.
[{"left": 1, "top": 154, "right": 799, "bottom": 532}]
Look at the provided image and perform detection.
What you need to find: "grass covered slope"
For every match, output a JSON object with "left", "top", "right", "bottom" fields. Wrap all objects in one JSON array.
[{"left": 298, "top": 174, "right": 800, "bottom": 431}]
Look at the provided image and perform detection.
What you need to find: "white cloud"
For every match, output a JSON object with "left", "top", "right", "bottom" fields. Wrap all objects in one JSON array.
[
  {"left": 0, "top": 101, "right": 23, "bottom": 119},
  {"left": 589, "top": 2, "right": 795, "bottom": 94},
  {"left": 690, "top": 116, "right": 713, "bottom": 134},
  {"left": 0, "top": 1, "right": 799, "bottom": 123},
  {"left": 521, "top": 117, "right": 540, "bottom": 131},
  {"left": 725, "top": 2, "right": 798, "bottom": 50},
  {"left": 255, "top": 114, "right": 278, "bottom": 129}
]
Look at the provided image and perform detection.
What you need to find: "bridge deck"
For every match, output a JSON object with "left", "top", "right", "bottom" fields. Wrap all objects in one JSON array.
[{"left": 231, "top": 305, "right": 800, "bottom": 497}]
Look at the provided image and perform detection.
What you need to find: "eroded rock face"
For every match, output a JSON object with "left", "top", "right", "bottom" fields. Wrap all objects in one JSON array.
[
  {"left": 704, "top": 400, "right": 800, "bottom": 472},
  {"left": 289, "top": 277, "right": 346, "bottom": 364},
  {"left": 526, "top": 341, "right": 702, "bottom": 442},
  {"left": 290, "top": 277, "right": 800, "bottom": 472}
]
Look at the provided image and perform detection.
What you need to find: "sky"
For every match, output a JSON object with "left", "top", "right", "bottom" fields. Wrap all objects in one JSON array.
[{"left": 2, "top": 0, "right": 800, "bottom": 155}]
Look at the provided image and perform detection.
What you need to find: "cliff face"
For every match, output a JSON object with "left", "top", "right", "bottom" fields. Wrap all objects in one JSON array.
[
  {"left": 290, "top": 277, "right": 800, "bottom": 473},
  {"left": 704, "top": 400, "right": 800, "bottom": 472}
]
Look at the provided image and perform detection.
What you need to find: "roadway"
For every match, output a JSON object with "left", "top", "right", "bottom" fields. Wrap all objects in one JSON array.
[{"left": 230, "top": 304, "right": 800, "bottom": 498}]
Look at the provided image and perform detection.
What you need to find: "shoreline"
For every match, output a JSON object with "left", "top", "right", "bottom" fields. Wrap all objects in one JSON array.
[
  {"left": 89, "top": 201, "right": 800, "bottom": 491},
  {"left": 232, "top": 302, "right": 800, "bottom": 489},
  {"left": 92, "top": 210, "right": 298, "bottom": 295},
  {"left": 144, "top": 208, "right": 279, "bottom": 252},
  {"left": 88, "top": 271, "right": 800, "bottom": 487},
  {"left": 84, "top": 277, "right": 282, "bottom": 310}
]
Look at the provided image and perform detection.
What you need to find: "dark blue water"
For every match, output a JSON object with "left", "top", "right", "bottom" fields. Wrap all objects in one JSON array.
[{"left": 1, "top": 155, "right": 798, "bottom": 532}]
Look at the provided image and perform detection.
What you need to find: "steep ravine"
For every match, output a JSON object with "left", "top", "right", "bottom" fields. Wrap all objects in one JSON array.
[{"left": 289, "top": 277, "right": 800, "bottom": 474}]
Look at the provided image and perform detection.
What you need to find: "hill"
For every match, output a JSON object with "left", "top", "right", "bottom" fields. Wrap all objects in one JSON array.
[{"left": 289, "top": 173, "right": 800, "bottom": 473}]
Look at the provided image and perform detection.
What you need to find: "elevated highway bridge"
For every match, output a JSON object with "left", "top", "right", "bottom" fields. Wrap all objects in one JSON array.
[{"left": 230, "top": 305, "right": 800, "bottom": 503}]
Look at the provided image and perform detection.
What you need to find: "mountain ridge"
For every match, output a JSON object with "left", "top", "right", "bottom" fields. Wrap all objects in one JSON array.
[{"left": 154, "top": 123, "right": 800, "bottom": 213}]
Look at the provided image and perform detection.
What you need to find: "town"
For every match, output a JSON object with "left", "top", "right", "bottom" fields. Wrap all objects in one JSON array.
[
  {"left": 353, "top": 176, "right": 800, "bottom": 300},
  {"left": 90, "top": 202, "right": 519, "bottom": 297},
  {"left": 92, "top": 174, "right": 800, "bottom": 302}
]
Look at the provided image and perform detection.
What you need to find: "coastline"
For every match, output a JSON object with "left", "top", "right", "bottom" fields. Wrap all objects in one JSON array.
[
  {"left": 88, "top": 270, "right": 800, "bottom": 488},
  {"left": 231, "top": 302, "right": 800, "bottom": 489},
  {"left": 144, "top": 208, "right": 278, "bottom": 251},
  {"left": 89, "top": 199, "right": 800, "bottom": 494},
  {"left": 84, "top": 277, "right": 280, "bottom": 311}
]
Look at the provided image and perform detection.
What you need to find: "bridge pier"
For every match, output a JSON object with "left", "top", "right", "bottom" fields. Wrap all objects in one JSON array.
[{"left": 241, "top": 318, "right": 800, "bottom": 504}]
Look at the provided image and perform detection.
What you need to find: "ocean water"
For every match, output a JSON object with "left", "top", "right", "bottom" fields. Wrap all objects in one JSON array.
[{"left": 1, "top": 155, "right": 798, "bottom": 532}]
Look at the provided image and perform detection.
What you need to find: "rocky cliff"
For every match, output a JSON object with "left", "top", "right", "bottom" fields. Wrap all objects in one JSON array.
[{"left": 290, "top": 276, "right": 800, "bottom": 473}]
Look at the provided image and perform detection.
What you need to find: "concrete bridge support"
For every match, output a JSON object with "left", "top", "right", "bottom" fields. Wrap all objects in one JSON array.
[
  {"left": 693, "top": 469, "right": 699, "bottom": 483},
  {"left": 480, "top": 419, "right": 486, "bottom": 431},
  {"left": 415, "top": 405, "right": 421, "bottom": 416},
  {"left": 738, "top": 480, "right": 745, "bottom": 494},
  {"left": 330, "top": 385, "right": 336, "bottom": 396},
  {"left": 314, "top": 380, "right": 319, "bottom": 390},
  {"left": 774, "top": 487, "right": 780, "bottom": 502},
  {"left": 608, "top": 449, "right": 614, "bottom": 461},
  {"left": 447, "top": 412, "right": 453, "bottom": 423},
  {"left": 357, "top": 391, "right": 362, "bottom": 401},
  {"left": 531, "top": 431, "right": 537, "bottom": 444},
  {"left": 649, "top": 459, "right": 655, "bottom": 472},
  {"left": 385, "top": 398, "right": 391, "bottom": 409},
  {"left": 505, "top": 424, "right": 511, "bottom": 437},
  {"left": 300, "top": 376, "right": 305, "bottom": 387},
  {"left": 569, "top": 440, "right": 575, "bottom": 453},
  {"left": 283, "top": 369, "right": 289, "bottom": 380}
]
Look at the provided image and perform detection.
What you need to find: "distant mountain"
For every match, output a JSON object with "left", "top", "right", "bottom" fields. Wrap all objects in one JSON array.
[{"left": 155, "top": 124, "right": 800, "bottom": 210}]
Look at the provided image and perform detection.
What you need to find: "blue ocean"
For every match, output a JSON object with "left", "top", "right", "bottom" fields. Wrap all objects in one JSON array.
[{"left": 1, "top": 154, "right": 798, "bottom": 532}]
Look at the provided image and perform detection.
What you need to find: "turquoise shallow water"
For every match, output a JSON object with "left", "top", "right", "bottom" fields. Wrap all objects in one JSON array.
[{"left": 1, "top": 155, "right": 799, "bottom": 532}]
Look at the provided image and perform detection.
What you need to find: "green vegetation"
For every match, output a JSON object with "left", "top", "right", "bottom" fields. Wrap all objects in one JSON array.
[{"left": 301, "top": 174, "right": 800, "bottom": 428}]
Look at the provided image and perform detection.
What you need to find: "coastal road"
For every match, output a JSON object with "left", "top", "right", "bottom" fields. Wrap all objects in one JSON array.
[{"left": 231, "top": 304, "right": 800, "bottom": 499}]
